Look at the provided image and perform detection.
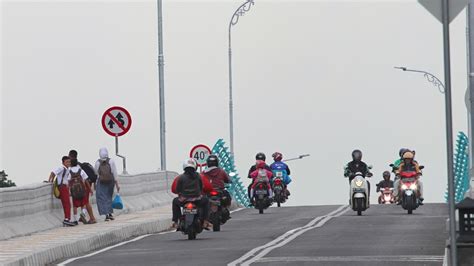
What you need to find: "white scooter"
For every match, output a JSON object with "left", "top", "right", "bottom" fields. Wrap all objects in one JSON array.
[{"left": 348, "top": 170, "right": 372, "bottom": 216}]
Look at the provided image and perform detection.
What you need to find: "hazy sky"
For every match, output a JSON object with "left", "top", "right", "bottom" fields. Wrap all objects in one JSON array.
[{"left": 1, "top": 0, "right": 472, "bottom": 206}]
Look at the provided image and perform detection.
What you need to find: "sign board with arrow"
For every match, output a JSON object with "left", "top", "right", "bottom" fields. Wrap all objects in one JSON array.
[{"left": 101, "top": 106, "right": 132, "bottom": 137}]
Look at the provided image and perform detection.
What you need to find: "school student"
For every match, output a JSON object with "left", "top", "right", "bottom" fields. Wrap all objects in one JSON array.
[
  {"left": 95, "top": 148, "right": 120, "bottom": 221},
  {"left": 69, "top": 158, "right": 90, "bottom": 225},
  {"left": 48, "top": 156, "right": 75, "bottom": 226}
]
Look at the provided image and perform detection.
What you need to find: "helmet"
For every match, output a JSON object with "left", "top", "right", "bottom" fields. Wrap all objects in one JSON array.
[
  {"left": 256, "top": 152, "right": 266, "bottom": 161},
  {"left": 182, "top": 158, "right": 197, "bottom": 170},
  {"left": 399, "top": 148, "right": 409, "bottom": 157},
  {"left": 383, "top": 171, "right": 391, "bottom": 179},
  {"left": 256, "top": 160, "right": 266, "bottom": 169},
  {"left": 402, "top": 151, "right": 414, "bottom": 160},
  {"left": 206, "top": 154, "right": 219, "bottom": 167},
  {"left": 272, "top": 152, "right": 283, "bottom": 162},
  {"left": 351, "top": 149, "right": 362, "bottom": 161}
]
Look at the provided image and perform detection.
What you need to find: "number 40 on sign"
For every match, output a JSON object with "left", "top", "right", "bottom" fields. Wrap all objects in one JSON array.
[{"left": 190, "top": 144, "right": 212, "bottom": 168}]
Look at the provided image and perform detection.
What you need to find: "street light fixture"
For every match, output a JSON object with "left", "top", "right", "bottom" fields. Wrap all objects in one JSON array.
[
  {"left": 394, "top": 66, "right": 445, "bottom": 94},
  {"left": 228, "top": 0, "right": 255, "bottom": 156},
  {"left": 283, "top": 154, "right": 311, "bottom": 162}
]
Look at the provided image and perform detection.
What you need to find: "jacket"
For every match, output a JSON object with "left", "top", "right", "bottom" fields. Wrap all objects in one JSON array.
[
  {"left": 270, "top": 161, "right": 291, "bottom": 175},
  {"left": 171, "top": 171, "right": 213, "bottom": 197},
  {"left": 396, "top": 161, "right": 422, "bottom": 176},
  {"left": 248, "top": 164, "right": 272, "bottom": 179},
  {"left": 345, "top": 161, "right": 369, "bottom": 178},
  {"left": 376, "top": 180, "right": 394, "bottom": 192},
  {"left": 202, "top": 167, "right": 230, "bottom": 190}
]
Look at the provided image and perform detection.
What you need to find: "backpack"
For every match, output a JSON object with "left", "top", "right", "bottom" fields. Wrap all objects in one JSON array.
[
  {"left": 79, "top": 162, "right": 98, "bottom": 184},
  {"left": 53, "top": 168, "right": 67, "bottom": 199},
  {"left": 98, "top": 159, "right": 114, "bottom": 184},
  {"left": 70, "top": 169, "right": 85, "bottom": 200}
]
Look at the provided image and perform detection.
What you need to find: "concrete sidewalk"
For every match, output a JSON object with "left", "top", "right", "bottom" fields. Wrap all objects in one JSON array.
[{"left": 0, "top": 206, "right": 171, "bottom": 266}]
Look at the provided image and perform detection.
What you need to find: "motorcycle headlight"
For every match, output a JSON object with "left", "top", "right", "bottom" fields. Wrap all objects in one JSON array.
[
  {"left": 401, "top": 184, "right": 408, "bottom": 190},
  {"left": 410, "top": 183, "right": 417, "bottom": 190},
  {"left": 355, "top": 180, "right": 364, "bottom": 187}
]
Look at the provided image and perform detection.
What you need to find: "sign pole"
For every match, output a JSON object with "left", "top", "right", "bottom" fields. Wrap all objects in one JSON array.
[
  {"left": 115, "top": 134, "right": 128, "bottom": 175},
  {"left": 441, "top": 0, "right": 458, "bottom": 265}
]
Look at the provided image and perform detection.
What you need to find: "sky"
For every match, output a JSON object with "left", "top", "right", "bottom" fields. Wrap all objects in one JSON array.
[{"left": 1, "top": 0, "right": 472, "bottom": 206}]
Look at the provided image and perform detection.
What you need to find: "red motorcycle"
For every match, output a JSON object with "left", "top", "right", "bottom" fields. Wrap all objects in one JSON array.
[
  {"left": 399, "top": 171, "right": 421, "bottom": 214},
  {"left": 378, "top": 187, "right": 395, "bottom": 204}
]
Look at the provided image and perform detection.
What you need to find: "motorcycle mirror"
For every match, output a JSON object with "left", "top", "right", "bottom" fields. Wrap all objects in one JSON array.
[
  {"left": 389, "top": 164, "right": 395, "bottom": 167},
  {"left": 419, "top": 166, "right": 425, "bottom": 170},
  {"left": 368, "top": 165, "right": 373, "bottom": 169},
  {"left": 229, "top": 172, "right": 237, "bottom": 178}
]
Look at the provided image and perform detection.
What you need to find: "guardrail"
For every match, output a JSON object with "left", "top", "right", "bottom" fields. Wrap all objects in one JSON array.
[{"left": 0, "top": 171, "right": 177, "bottom": 241}]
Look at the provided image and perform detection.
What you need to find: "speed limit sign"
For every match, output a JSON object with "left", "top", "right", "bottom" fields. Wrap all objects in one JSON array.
[{"left": 190, "top": 144, "right": 212, "bottom": 167}]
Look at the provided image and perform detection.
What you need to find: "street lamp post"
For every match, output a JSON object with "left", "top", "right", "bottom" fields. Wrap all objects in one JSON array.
[
  {"left": 228, "top": 0, "right": 255, "bottom": 156},
  {"left": 283, "top": 154, "right": 311, "bottom": 162},
  {"left": 157, "top": 0, "right": 166, "bottom": 170},
  {"left": 395, "top": 65, "right": 457, "bottom": 265}
]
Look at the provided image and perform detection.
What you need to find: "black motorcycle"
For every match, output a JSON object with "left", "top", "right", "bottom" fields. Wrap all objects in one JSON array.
[
  {"left": 208, "top": 190, "right": 231, "bottom": 232},
  {"left": 179, "top": 200, "right": 203, "bottom": 240}
]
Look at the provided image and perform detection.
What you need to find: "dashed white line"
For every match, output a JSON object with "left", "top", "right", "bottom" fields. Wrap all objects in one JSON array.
[{"left": 228, "top": 205, "right": 350, "bottom": 266}]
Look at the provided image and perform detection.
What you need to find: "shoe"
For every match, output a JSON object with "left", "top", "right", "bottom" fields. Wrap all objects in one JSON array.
[
  {"left": 419, "top": 198, "right": 424, "bottom": 205},
  {"left": 202, "top": 220, "right": 213, "bottom": 231},
  {"left": 108, "top": 214, "right": 115, "bottom": 221},
  {"left": 79, "top": 213, "right": 87, "bottom": 224},
  {"left": 397, "top": 201, "right": 402, "bottom": 205},
  {"left": 87, "top": 220, "right": 97, "bottom": 224},
  {"left": 63, "top": 220, "right": 75, "bottom": 226},
  {"left": 170, "top": 222, "right": 178, "bottom": 230},
  {"left": 105, "top": 215, "right": 111, "bottom": 222},
  {"left": 72, "top": 221, "right": 79, "bottom": 226}
]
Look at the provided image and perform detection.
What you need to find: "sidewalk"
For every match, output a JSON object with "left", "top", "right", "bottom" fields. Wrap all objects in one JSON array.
[{"left": 0, "top": 205, "right": 171, "bottom": 266}]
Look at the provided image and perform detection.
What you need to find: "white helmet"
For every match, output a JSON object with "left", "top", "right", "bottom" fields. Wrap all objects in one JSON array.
[{"left": 182, "top": 158, "right": 197, "bottom": 170}]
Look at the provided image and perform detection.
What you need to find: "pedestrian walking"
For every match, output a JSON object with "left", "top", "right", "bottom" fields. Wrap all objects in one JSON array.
[
  {"left": 95, "top": 148, "right": 120, "bottom": 221},
  {"left": 48, "top": 156, "right": 75, "bottom": 226},
  {"left": 69, "top": 158, "right": 90, "bottom": 225}
]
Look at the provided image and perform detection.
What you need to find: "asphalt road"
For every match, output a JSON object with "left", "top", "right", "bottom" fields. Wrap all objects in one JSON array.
[{"left": 66, "top": 203, "right": 447, "bottom": 266}]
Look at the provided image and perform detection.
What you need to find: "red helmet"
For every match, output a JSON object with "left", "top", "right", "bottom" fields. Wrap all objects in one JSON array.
[
  {"left": 256, "top": 160, "right": 266, "bottom": 169},
  {"left": 272, "top": 152, "right": 283, "bottom": 161}
]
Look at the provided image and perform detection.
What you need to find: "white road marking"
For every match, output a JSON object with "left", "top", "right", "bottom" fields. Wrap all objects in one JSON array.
[
  {"left": 228, "top": 205, "right": 350, "bottom": 266},
  {"left": 58, "top": 230, "right": 175, "bottom": 265},
  {"left": 254, "top": 255, "right": 445, "bottom": 263}
]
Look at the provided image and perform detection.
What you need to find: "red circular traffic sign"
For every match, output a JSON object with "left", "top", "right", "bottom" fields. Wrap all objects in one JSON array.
[
  {"left": 190, "top": 144, "right": 212, "bottom": 167},
  {"left": 101, "top": 106, "right": 132, "bottom": 137}
]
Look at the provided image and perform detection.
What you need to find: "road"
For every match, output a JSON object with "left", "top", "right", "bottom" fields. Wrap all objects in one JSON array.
[{"left": 66, "top": 203, "right": 447, "bottom": 266}]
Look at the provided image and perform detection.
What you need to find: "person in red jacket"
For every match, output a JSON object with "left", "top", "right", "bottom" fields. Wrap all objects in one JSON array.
[
  {"left": 202, "top": 154, "right": 232, "bottom": 221},
  {"left": 171, "top": 158, "right": 213, "bottom": 230},
  {"left": 249, "top": 160, "right": 273, "bottom": 202}
]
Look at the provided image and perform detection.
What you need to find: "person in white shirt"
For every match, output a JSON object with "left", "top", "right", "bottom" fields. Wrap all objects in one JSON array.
[
  {"left": 69, "top": 158, "right": 91, "bottom": 225},
  {"left": 48, "top": 156, "right": 75, "bottom": 226}
]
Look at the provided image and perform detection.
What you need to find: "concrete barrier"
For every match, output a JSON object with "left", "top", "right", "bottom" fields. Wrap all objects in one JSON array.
[{"left": 0, "top": 171, "right": 177, "bottom": 241}]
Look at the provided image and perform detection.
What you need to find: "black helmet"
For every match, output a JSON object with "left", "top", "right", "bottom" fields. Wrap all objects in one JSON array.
[
  {"left": 256, "top": 152, "right": 266, "bottom": 161},
  {"left": 399, "top": 148, "right": 409, "bottom": 157},
  {"left": 383, "top": 171, "right": 391, "bottom": 179},
  {"left": 207, "top": 154, "right": 219, "bottom": 167},
  {"left": 351, "top": 149, "right": 362, "bottom": 161}
]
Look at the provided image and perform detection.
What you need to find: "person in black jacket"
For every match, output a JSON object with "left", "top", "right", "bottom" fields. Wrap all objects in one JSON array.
[
  {"left": 344, "top": 149, "right": 372, "bottom": 197},
  {"left": 376, "top": 171, "right": 394, "bottom": 192},
  {"left": 247, "top": 153, "right": 272, "bottom": 201}
]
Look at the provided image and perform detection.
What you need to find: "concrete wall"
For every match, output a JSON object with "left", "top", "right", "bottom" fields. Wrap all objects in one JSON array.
[{"left": 0, "top": 171, "right": 177, "bottom": 241}]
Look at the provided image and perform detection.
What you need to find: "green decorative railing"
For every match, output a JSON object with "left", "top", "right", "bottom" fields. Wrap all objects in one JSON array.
[
  {"left": 446, "top": 132, "right": 470, "bottom": 203},
  {"left": 212, "top": 139, "right": 250, "bottom": 207}
]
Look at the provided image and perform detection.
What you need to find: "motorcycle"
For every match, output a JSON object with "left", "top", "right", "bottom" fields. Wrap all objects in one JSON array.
[
  {"left": 272, "top": 174, "right": 286, "bottom": 208},
  {"left": 378, "top": 187, "right": 395, "bottom": 204},
  {"left": 179, "top": 200, "right": 203, "bottom": 240},
  {"left": 349, "top": 171, "right": 371, "bottom": 216},
  {"left": 398, "top": 171, "right": 421, "bottom": 214},
  {"left": 208, "top": 190, "right": 231, "bottom": 232},
  {"left": 252, "top": 177, "right": 272, "bottom": 214}
]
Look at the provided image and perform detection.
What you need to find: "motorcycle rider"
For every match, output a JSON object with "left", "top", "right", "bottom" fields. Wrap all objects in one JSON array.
[
  {"left": 247, "top": 153, "right": 272, "bottom": 200},
  {"left": 395, "top": 150, "right": 424, "bottom": 204},
  {"left": 270, "top": 152, "right": 291, "bottom": 198},
  {"left": 344, "top": 149, "right": 372, "bottom": 197},
  {"left": 202, "top": 154, "right": 232, "bottom": 222},
  {"left": 376, "top": 171, "right": 394, "bottom": 193},
  {"left": 171, "top": 158, "right": 214, "bottom": 230},
  {"left": 249, "top": 160, "right": 273, "bottom": 203}
]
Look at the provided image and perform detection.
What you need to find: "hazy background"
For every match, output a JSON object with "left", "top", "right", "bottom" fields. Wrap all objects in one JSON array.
[{"left": 1, "top": 0, "right": 470, "bottom": 205}]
